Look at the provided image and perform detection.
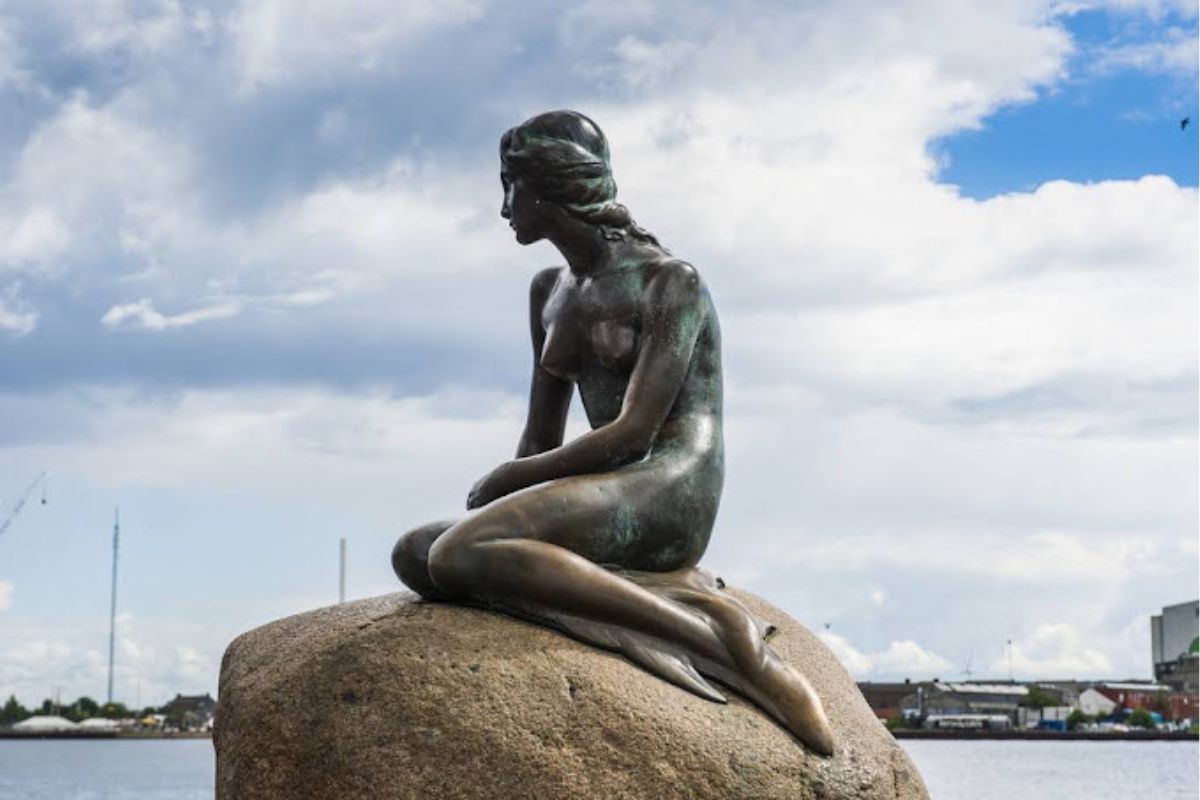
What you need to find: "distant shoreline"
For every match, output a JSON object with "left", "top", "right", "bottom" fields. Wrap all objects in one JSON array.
[
  {"left": 3, "top": 728, "right": 1194, "bottom": 743},
  {"left": 893, "top": 729, "right": 1198, "bottom": 742},
  {"left": 0, "top": 731, "right": 211, "bottom": 740}
]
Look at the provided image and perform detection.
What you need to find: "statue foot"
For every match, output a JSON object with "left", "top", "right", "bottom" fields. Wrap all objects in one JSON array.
[
  {"left": 500, "top": 567, "right": 836, "bottom": 756},
  {"left": 543, "top": 611, "right": 727, "bottom": 703},
  {"left": 666, "top": 636, "right": 833, "bottom": 756}
]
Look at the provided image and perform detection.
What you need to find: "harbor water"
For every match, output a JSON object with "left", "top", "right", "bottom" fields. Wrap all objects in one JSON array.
[
  {"left": 0, "top": 738, "right": 1195, "bottom": 798},
  {"left": 903, "top": 739, "right": 1198, "bottom": 799}
]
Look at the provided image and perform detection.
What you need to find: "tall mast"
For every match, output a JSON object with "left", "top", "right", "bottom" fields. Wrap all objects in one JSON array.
[
  {"left": 107, "top": 507, "right": 120, "bottom": 705},
  {"left": 338, "top": 537, "right": 346, "bottom": 604}
]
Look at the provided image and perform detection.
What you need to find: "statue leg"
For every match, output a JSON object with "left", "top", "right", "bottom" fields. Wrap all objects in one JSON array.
[
  {"left": 424, "top": 476, "right": 731, "bottom": 667},
  {"left": 399, "top": 473, "right": 834, "bottom": 755},
  {"left": 392, "top": 519, "right": 458, "bottom": 601}
]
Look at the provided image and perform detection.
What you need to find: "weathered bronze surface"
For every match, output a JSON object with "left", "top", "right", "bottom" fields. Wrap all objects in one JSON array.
[{"left": 392, "top": 110, "right": 834, "bottom": 755}]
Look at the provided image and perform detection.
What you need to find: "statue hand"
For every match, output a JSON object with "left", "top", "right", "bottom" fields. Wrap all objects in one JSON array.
[{"left": 467, "top": 461, "right": 522, "bottom": 510}]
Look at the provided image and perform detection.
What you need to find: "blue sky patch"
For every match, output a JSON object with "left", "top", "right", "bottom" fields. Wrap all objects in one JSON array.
[{"left": 936, "top": 8, "right": 1198, "bottom": 198}]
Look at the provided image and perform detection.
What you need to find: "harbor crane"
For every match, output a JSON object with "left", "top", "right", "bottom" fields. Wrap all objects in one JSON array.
[{"left": 0, "top": 471, "right": 47, "bottom": 537}]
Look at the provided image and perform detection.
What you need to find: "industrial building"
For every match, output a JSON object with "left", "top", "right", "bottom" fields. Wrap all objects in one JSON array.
[
  {"left": 1150, "top": 600, "right": 1199, "bottom": 691},
  {"left": 895, "top": 682, "right": 1029, "bottom": 725}
]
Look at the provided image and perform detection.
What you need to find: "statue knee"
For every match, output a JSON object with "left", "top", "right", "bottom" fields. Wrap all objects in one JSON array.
[
  {"left": 391, "top": 534, "right": 417, "bottom": 583},
  {"left": 393, "top": 525, "right": 451, "bottom": 600},
  {"left": 427, "top": 528, "right": 495, "bottom": 596},
  {"left": 426, "top": 536, "right": 467, "bottom": 596}
]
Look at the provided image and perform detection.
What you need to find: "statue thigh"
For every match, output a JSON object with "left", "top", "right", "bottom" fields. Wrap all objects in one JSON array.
[{"left": 393, "top": 465, "right": 703, "bottom": 600}]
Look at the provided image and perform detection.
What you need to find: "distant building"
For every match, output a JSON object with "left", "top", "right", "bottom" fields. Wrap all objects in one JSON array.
[
  {"left": 864, "top": 677, "right": 1196, "bottom": 726},
  {"left": 1094, "top": 681, "right": 1169, "bottom": 709},
  {"left": 1151, "top": 600, "right": 1199, "bottom": 692},
  {"left": 1163, "top": 692, "right": 1199, "bottom": 722},
  {"left": 857, "top": 681, "right": 918, "bottom": 721},
  {"left": 1032, "top": 682, "right": 1080, "bottom": 708},
  {"left": 162, "top": 693, "right": 216, "bottom": 731},
  {"left": 1091, "top": 681, "right": 1200, "bottom": 722},
  {"left": 1078, "top": 687, "right": 1118, "bottom": 717},
  {"left": 896, "top": 682, "right": 1029, "bottom": 725}
]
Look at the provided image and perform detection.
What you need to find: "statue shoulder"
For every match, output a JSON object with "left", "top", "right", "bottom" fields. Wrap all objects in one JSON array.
[
  {"left": 529, "top": 266, "right": 564, "bottom": 308},
  {"left": 645, "top": 258, "right": 701, "bottom": 307}
]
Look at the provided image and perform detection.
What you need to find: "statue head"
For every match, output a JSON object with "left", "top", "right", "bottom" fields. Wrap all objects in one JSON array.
[{"left": 500, "top": 110, "right": 660, "bottom": 247}]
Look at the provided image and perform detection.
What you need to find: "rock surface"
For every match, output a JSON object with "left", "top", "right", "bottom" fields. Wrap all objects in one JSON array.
[{"left": 215, "top": 590, "right": 928, "bottom": 799}]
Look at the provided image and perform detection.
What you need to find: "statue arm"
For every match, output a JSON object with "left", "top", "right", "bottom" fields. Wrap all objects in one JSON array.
[
  {"left": 468, "top": 262, "right": 701, "bottom": 508},
  {"left": 516, "top": 267, "right": 573, "bottom": 458}
]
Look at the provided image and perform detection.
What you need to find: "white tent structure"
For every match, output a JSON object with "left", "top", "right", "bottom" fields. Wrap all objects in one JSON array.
[
  {"left": 11, "top": 715, "right": 79, "bottom": 732},
  {"left": 78, "top": 717, "right": 120, "bottom": 730}
]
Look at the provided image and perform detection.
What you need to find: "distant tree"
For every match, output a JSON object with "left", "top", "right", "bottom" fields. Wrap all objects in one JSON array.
[
  {"left": 1066, "top": 709, "right": 1090, "bottom": 730},
  {"left": 140, "top": 706, "right": 158, "bottom": 718},
  {"left": 1022, "top": 685, "right": 1060, "bottom": 710},
  {"left": 1128, "top": 708, "right": 1155, "bottom": 729},
  {"left": 0, "top": 695, "right": 30, "bottom": 725},
  {"left": 100, "top": 702, "right": 131, "bottom": 719},
  {"left": 38, "top": 699, "right": 54, "bottom": 715},
  {"left": 59, "top": 696, "right": 100, "bottom": 722}
]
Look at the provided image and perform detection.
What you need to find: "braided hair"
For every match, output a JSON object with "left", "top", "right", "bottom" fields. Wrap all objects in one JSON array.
[{"left": 500, "top": 110, "right": 663, "bottom": 248}]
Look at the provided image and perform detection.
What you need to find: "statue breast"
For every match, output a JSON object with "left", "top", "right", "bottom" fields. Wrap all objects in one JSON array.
[{"left": 589, "top": 320, "right": 638, "bottom": 372}]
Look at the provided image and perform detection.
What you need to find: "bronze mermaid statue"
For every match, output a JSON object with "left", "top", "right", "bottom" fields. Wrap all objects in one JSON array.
[{"left": 392, "top": 110, "right": 835, "bottom": 756}]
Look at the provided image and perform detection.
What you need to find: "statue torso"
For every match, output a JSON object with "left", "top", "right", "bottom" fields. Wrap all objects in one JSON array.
[{"left": 538, "top": 257, "right": 723, "bottom": 437}]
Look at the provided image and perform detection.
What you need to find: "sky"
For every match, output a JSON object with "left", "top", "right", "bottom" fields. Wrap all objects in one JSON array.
[{"left": 0, "top": 0, "right": 1196, "bottom": 708}]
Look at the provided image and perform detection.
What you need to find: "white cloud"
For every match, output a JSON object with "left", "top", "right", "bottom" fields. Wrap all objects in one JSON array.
[
  {"left": 1090, "top": 27, "right": 1200, "bottom": 74},
  {"left": 0, "top": 385, "right": 523, "bottom": 498},
  {"left": 0, "top": 581, "right": 12, "bottom": 611},
  {"left": 272, "top": 160, "right": 498, "bottom": 278},
  {"left": 172, "top": 645, "right": 214, "bottom": 685},
  {"left": 591, "top": 35, "right": 698, "bottom": 89},
  {"left": 0, "top": 613, "right": 222, "bottom": 706},
  {"left": 0, "top": 207, "right": 71, "bottom": 269},
  {"left": 0, "top": 296, "right": 36, "bottom": 336},
  {"left": 101, "top": 298, "right": 243, "bottom": 331},
  {"left": 98, "top": 284, "right": 345, "bottom": 332},
  {"left": 995, "top": 623, "right": 1114, "bottom": 677},
  {"left": 13, "top": 97, "right": 190, "bottom": 213},
  {"left": 819, "top": 630, "right": 874, "bottom": 675},
  {"left": 818, "top": 630, "right": 955, "bottom": 679},
  {"left": 0, "top": 95, "right": 197, "bottom": 294},
  {"left": 225, "top": 0, "right": 489, "bottom": 93},
  {"left": 874, "top": 641, "right": 957, "bottom": 677},
  {"left": 0, "top": 13, "right": 30, "bottom": 90},
  {"left": 752, "top": 526, "right": 1189, "bottom": 586},
  {"left": 65, "top": 0, "right": 192, "bottom": 56}
]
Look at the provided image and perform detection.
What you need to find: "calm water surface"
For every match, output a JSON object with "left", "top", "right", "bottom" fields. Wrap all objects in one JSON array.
[
  {"left": 0, "top": 738, "right": 1196, "bottom": 798},
  {"left": 0, "top": 740, "right": 212, "bottom": 800},
  {"left": 901, "top": 739, "right": 1199, "bottom": 799}
]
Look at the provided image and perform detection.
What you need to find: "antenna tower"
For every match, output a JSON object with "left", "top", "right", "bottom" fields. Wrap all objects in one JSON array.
[
  {"left": 106, "top": 508, "right": 120, "bottom": 705},
  {"left": 339, "top": 538, "right": 346, "bottom": 604}
]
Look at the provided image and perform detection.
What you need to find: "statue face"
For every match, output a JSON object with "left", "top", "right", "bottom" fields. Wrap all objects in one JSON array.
[{"left": 500, "top": 172, "right": 547, "bottom": 246}]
